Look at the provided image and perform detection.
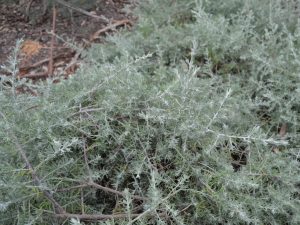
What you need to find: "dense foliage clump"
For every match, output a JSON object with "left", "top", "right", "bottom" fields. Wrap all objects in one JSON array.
[{"left": 0, "top": 0, "right": 299, "bottom": 224}]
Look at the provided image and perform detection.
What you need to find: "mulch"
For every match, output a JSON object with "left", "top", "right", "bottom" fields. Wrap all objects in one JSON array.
[{"left": 0, "top": 0, "right": 134, "bottom": 80}]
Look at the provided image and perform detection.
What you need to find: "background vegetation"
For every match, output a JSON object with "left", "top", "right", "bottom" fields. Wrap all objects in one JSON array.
[{"left": 0, "top": 0, "right": 299, "bottom": 224}]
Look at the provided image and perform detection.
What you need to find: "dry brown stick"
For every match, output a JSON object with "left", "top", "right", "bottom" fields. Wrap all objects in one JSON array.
[
  {"left": 54, "top": 212, "right": 167, "bottom": 221},
  {"left": 20, "top": 72, "right": 49, "bottom": 79},
  {"left": 20, "top": 51, "right": 75, "bottom": 71},
  {"left": 90, "top": 19, "right": 133, "bottom": 41},
  {"left": 0, "top": 112, "right": 65, "bottom": 214},
  {"left": 48, "top": 3, "right": 57, "bottom": 77},
  {"left": 64, "top": 50, "right": 82, "bottom": 73}
]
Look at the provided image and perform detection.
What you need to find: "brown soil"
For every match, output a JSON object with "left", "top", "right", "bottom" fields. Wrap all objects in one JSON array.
[{"left": 0, "top": 0, "right": 133, "bottom": 79}]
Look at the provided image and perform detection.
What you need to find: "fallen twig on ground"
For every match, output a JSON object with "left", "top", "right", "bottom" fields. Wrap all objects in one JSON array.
[
  {"left": 19, "top": 51, "right": 75, "bottom": 72},
  {"left": 20, "top": 72, "right": 49, "bottom": 79},
  {"left": 90, "top": 19, "right": 133, "bottom": 41},
  {"left": 55, "top": 0, "right": 109, "bottom": 23},
  {"left": 64, "top": 49, "right": 82, "bottom": 74}
]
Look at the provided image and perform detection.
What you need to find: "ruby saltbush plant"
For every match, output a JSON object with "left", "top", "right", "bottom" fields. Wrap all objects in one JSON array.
[{"left": 0, "top": 0, "right": 299, "bottom": 224}]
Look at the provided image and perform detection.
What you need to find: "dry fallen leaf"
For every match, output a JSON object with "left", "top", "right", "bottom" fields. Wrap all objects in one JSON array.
[{"left": 21, "top": 40, "right": 43, "bottom": 57}]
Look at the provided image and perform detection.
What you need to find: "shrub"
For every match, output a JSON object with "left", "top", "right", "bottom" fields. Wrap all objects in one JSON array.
[{"left": 0, "top": 0, "right": 299, "bottom": 224}]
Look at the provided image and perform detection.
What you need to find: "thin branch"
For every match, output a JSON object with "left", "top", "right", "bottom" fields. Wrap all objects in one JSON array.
[
  {"left": 55, "top": 0, "right": 109, "bottom": 23},
  {"left": 179, "top": 204, "right": 193, "bottom": 213},
  {"left": 19, "top": 72, "right": 49, "bottom": 79},
  {"left": 80, "top": 188, "right": 85, "bottom": 214},
  {"left": 20, "top": 52, "right": 75, "bottom": 72},
  {"left": 127, "top": 178, "right": 185, "bottom": 225},
  {"left": 90, "top": 19, "right": 133, "bottom": 41},
  {"left": 64, "top": 50, "right": 82, "bottom": 74},
  {"left": 0, "top": 112, "right": 65, "bottom": 214},
  {"left": 81, "top": 135, "right": 148, "bottom": 201},
  {"left": 24, "top": 0, "right": 34, "bottom": 21},
  {"left": 70, "top": 107, "right": 105, "bottom": 117},
  {"left": 54, "top": 212, "right": 167, "bottom": 221},
  {"left": 56, "top": 184, "right": 90, "bottom": 192},
  {"left": 88, "top": 181, "right": 148, "bottom": 201},
  {"left": 56, "top": 180, "right": 148, "bottom": 201},
  {"left": 83, "top": 139, "right": 93, "bottom": 182}
]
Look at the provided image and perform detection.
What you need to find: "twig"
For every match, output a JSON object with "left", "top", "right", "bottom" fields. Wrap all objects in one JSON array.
[
  {"left": 81, "top": 136, "right": 148, "bottom": 201},
  {"left": 54, "top": 212, "right": 167, "bottom": 221},
  {"left": 24, "top": 0, "right": 34, "bottom": 21},
  {"left": 64, "top": 50, "right": 82, "bottom": 74},
  {"left": 272, "top": 123, "right": 288, "bottom": 153},
  {"left": 55, "top": 0, "right": 109, "bottom": 23},
  {"left": 48, "top": 3, "right": 57, "bottom": 77},
  {"left": 19, "top": 51, "right": 75, "bottom": 71},
  {"left": 0, "top": 112, "right": 65, "bottom": 214},
  {"left": 127, "top": 178, "right": 185, "bottom": 225},
  {"left": 83, "top": 137, "right": 93, "bottom": 181},
  {"left": 56, "top": 184, "right": 90, "bottom": 192},
  {"left": 57, "top": 138, "right": 148, "bottom": 201},
  {"left": 56, "top": 180, "right": 147, "bottom": 201},
  {"left": 20, "top": 72, "right": 49, "bottom": 79},
  {"left": 179, "top": 204, "right": 193, "bottom": 213},
  {"left": 88, "top": 181, "right": 148, "bottom": 201},
  {"left": 90, "top": 19, "right": 133, "bottom": 41},
  {"left": 80, "top": 187, "right": 85, "bottom": 214},
  {"left": 70, "top": 107, "right": 104, "bottom": 117}
]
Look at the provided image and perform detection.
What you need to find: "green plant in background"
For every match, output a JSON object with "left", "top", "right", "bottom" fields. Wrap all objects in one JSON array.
[{"left": 0, "top": 0, "right": 299, "bottom": 224}]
